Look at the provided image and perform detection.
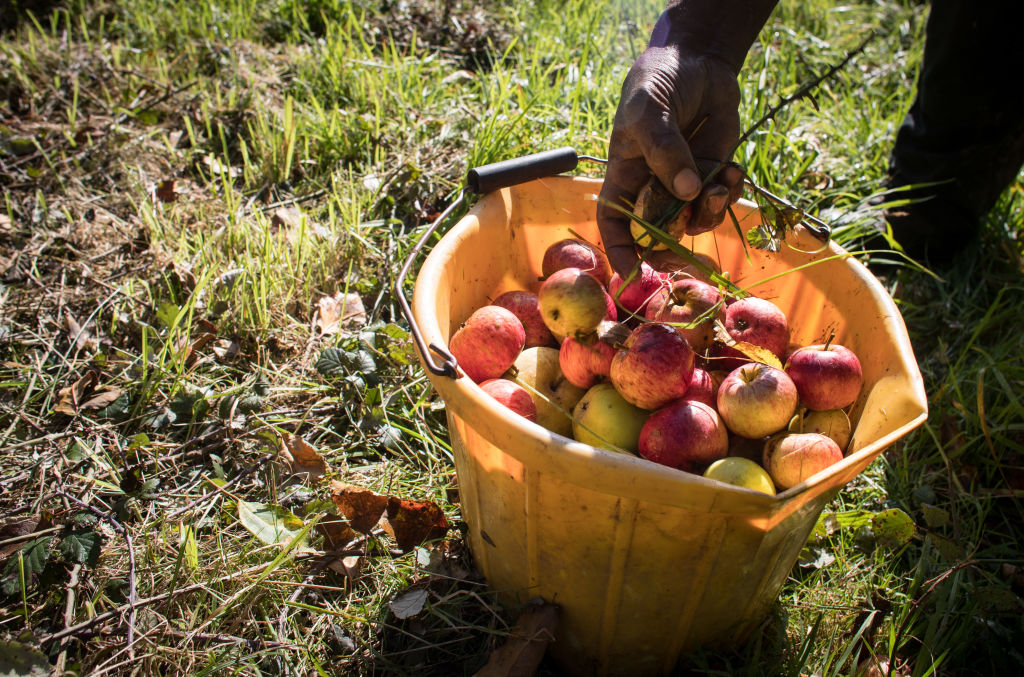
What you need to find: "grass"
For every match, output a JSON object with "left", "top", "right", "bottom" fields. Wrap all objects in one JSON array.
[{"left": 0, "top": 0, "right": 1022, "bottom": 675}]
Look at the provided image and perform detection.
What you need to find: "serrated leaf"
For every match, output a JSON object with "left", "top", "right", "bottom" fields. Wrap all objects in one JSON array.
[
  {"left": 871, "top": 508, "right": 915, "bottom": 549},
  {"left": 389, "top": 588, "right": 429, "bottom": 619},
  {"left": 59, "top": 529, "right": 102, "bottom": 565},
  {"left": 237, "top": 501, "right": 309, "bottom": 550},
  {"left": 2, "top": 536, "right": 53, "bottom": 594},
  {"left": 316, "top": 347, "right": 349, "bottom": 377},
  {"left": 0, "top": 639, "right": 51, "bottom": 677}
]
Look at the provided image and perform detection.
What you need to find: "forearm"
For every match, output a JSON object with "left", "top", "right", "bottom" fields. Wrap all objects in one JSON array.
[{"left": 653, "top": 0, "right": 778, "bottom": 71}]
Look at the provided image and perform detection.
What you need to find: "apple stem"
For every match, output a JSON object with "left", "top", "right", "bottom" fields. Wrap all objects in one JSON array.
[{"left": 824, "top": 330, "right": 835, "bottom": 351}]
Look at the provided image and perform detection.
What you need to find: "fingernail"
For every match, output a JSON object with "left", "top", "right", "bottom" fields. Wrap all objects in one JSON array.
[{"left": 673, "top": 169, "right": 701, "bottom": 200}]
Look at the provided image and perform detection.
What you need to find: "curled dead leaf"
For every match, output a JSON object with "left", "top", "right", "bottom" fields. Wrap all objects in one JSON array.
[
  {"left": 476, "top": 598, "right": 560, "bottom": 677},
  {"left": 55, "top": 370, "right": 122, "bottom": 416},
  {"left": 383, "top": 496, "right": 449, "bottom": 552},
  {"left": 317, "top": 516, "right": 356, "bottom": 551},
  {"left": 330, "top": 482, "right": 388, "bottom": 533},
  {"left": 317, "top": 292, "right": 367, "bottom": 335},
  {"left": 281, "top": 433, "right": 329, "bottom": 480},
  {"left": 155, "top": 179, "right": 178, "bottom": 203}
]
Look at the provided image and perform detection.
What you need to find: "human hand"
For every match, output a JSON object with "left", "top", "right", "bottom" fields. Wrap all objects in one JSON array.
[{"left": 597, "top": 44, "right": 746, "bottom": 277}]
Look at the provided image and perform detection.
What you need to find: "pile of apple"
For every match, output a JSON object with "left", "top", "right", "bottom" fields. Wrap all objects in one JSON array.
[{"left": 447, "top": 238, "right": 864, "bottom": 495}]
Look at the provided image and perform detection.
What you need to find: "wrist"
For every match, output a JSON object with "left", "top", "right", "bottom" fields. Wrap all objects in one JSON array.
[{"left": 651, "top": 0, "right": 777, "bottom": 72}]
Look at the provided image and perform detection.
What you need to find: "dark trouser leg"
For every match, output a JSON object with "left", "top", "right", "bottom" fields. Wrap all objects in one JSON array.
[{"left": 887, "top": 0, "right": 1024, "bottom": 265}]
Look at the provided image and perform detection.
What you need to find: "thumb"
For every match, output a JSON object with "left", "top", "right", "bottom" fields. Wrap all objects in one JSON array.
[{"left": 638, "top": 117, "right": 703, "bottom": 203}]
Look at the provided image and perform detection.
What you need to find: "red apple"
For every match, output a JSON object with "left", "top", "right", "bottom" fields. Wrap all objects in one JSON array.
[
  {"left": 479, "top": 379, "right": 537, "bottom": 421},
  {"left": 763, "top": 432, "right": 843, "bottom": 490},
  {"left": 608, "top": 261, "right": 665, "bottom": 318},
  {"left": 558, "top": 324, "right": 619, "bottom": 389},
  {"left": 449, "top": 305, "right": 526, "bottom": 383},
  {"left": 645, "top": 277, "right": 724, "bottom": 353},
  {"left": 717, "top": 363, "right": 798, "bottom": 439},
  {"left": 681, "top": 367, "right": 715, "bottom": 408},
  {"left": 538, "top": 267, "right": 608, "bottom": 339},
  {"left": 709, "top": 296, "right": 791, "bottom": 371},
  {"left": 610, "top": 322, "right": 694, "bottom": 410},
  {"left": 784, "top": 343, "right": 863, "bottom": 411},
  {"left": 493, "top": 290, "right": 557, "bottom": 349},
  {"left": 638, "top": 400, "right": 728, "bottom": 472},
  {"left": 542, "top": 238, "right": 611, "bottom": 285}
]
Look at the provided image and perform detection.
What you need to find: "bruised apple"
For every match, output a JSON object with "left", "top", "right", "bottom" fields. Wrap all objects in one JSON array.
[
  {"left": 538, "top": 267, "right": 608, "bottom": 339},
  {"left": 710, "top": 296, "right": 790, "bottom": 371},
  {"left": 681, "top": 367, "right": 715, "bottom": 407},
  {"left": 448, "top": 305, "right": 526, "bottom": 383},
  {"left": 558, "top": 321, "right": 623, "bottom": 389},
  {"left": 508, "top": 346, "right": 586, "bottom": 438},
  {"left": 572, "top": 383, "right": 650, "bottom": 454},
  {"left": 493, "top": 290, "right": 557, "bottom": 348},
  {"left": 542, "top": 238, "right": 612, "bottom": 285},
  {"left": 608, "top": 261, "right": 665, "bottom": 317},
  {"left": 479, "top": 379, "right": 537, "bottom": 422},
  {"left": 790, "top": 408, "right": 853, "bottom": 451},
  {"left": 784, "top": 343, "right": 863, "bottom": 411},
  {"left": 763, "top": 432, "right": 843, "bottom": 490},
  {"left": 644, "top": 277, "right": 723, "bottom": 353},
  {"left": 638, "top": 400, "right": 728, "bottom": 472},
  {"left": 610, "top": 322, "right": 694, "bottom": 410},
  {"left": 717, "top": 363, "right": 798, "bottom": 439}
]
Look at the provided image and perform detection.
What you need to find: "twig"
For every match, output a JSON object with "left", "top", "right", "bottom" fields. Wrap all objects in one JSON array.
[
  {"left": 732, "top": 31, "right": 878, "bottom": 155},
  {"left": 54, "top": 563, "right": 83, "bottom": 674},
  {"left": 257, "top": 189, "right": 328, "bottom": 213}
]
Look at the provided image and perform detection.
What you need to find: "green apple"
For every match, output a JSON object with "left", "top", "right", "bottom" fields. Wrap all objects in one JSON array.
[
  {"left": 789, "top": 408, "right": 852, "bottom": 451},
  {"left": 572, "top": 383, "right": 650, "bottom": 454},
  {"left": 508, "top": 346, "right": 586, "bottom": 438},
  {"left": 703, "top": 457, "right": 776, "bottom": 495}
]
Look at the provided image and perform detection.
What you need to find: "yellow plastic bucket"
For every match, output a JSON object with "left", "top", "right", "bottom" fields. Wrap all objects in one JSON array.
[{"left": 411, "top": 176, "right": 927, "bottom": 676}]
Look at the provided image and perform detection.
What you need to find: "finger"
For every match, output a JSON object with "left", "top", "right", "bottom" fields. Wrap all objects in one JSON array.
[
  {"left": 597, "top": 153, "right": 650, "bottom": 277},
  {"left": 638, "top": 119, "right": 703, "bottom": 204}
]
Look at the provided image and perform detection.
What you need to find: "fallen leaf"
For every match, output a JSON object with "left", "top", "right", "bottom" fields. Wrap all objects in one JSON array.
[
  {"left": 330, "top": 482, "right": 387, "bottom": 533},
  {"left": 326, "top": 554, "right": 363, "bottom": 583},
  {"left": 64, "top": 312, "right": 97, "bottom": 352},
  {"left": 280, "top": 433, "right": 329, "bottom": 480},
  {"left": 383, "top": 496, "right": 449, "bottom": 552},
  {"left": 0, "top": 515, "right": 50, "bottom": 559},
  {"left": 317, "top": 292, "right": 367, "bottom": 334},
  {"left": 155, "top": 179, "right": 178, "bottom": 203},
  {"left": 475, "top": 598, "right": 560, "bottom": 677},
  {"left": 79, "top": 386, "right": 124, "bottom": 411},
  {"left": 389, "top": 588, "right": 429, "bottom": 619},
  {"left": 237, "top": 500, "right": 309, "bottom": 549},
  {"left": 729, "top": 341, "right": 784, "bottom": 370},
  {"left": 175, "top": 324, "right": 217, "bottom": 368},
  {"left": 212, "top": 337, "right": 241, "bottom": 361},
  {"left": 54, "top": 370, "right": 99, "bottom": 416},
  {"left": 317, "top": 516, "right": 356, "bottom": 551}
]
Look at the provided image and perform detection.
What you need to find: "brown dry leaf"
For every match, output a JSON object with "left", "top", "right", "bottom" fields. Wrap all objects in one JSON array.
[
  {"left": 272, "top": 205, "right": 330, "bottom": 240},
  {"left": 326, "top": 554, "right": 364, "bottom": 583},
  {"left": 330, "top": 482, "right": 388, "bottom": 533},
  {"left": 212, "top": 337, "right": 241, "bottom": 361},
  {"left": 155, "top": 179, "right": 178, "bottom": 203},
  {"left": 383, "top": 496, "right": 449, "bottom": 552},
  {"left": 280, "top": 433, "right": 329, "bottom": 480},
  {"left": 64, "top": 312, "right": 97, "bottom": 352},
  {"left": 0, "top": 514, "right": 52, "bottom": 559},
  {"left": 54, "top": 370, "right": 99, "bottom": 416},
  {"left": 317, "top": 516, "right": 356, "bottom": 551},
  {"left": 475, "top": 598, "right": 560, "bottom": 677},
  {"left": 316, "top": 292, "right": 367, "bottom": 335},
  {"left": 79, "top": 387, "right": 123, "bottom": 410}
]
